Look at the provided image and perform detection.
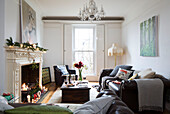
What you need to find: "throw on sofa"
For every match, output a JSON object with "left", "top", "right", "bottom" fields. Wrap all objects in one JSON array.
[{"left": 98, "top": 65, "right": 170, "bottom": 112}]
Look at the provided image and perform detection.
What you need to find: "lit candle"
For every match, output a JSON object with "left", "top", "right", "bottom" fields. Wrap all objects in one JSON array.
[
  {"left": 20, "top": 44, "right": 23, "bottom": 48},
  {"left": 27, "top": 95, "right": 30, "bottom": 103},
  {"left": 33, "top": 44, "right": 36, "bottom": 49},
  {"left": 36, "top": 48, "right": 39, "bottom": 51},
  {"left": 9, "top": 45, "right": 14, "bottom": 48},
  {"left": 32, "top": 99, "right": 34, "bottom": 103}
]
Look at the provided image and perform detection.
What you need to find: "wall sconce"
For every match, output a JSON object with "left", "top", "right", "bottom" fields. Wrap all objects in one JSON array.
[{"left": 108, "top": 43, "right": 123, "bottom": 67}]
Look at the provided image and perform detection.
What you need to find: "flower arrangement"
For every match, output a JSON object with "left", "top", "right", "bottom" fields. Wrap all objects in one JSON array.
[{"left": 73, "top": 61, "right": 87, "bottom": 81}]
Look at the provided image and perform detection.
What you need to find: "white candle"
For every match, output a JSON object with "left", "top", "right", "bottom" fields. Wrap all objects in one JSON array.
[
  {"left": 27, "top": 95, "right": 30, "bottom": 103},
  {"left": 9, "top": 45, "right": 14, "bottom": 48},
  {"left": 33, "top": 44, "right": 36, "bottom": 49},
  {"left": 36, "top": 48, "right": 39, "bottom": 51},
  {"left": 20, "top": 44, "right": 23, "bottom": 48}
]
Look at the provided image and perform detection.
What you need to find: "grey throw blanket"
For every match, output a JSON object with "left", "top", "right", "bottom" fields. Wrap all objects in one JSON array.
[{"left": 135, "top": 79, "right": 164, "bottom": 112}]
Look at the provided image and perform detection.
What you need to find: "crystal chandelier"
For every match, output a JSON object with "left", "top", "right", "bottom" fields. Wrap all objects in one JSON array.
[{"left": 78, "top": 0, "right": 105, "bottom": 21}]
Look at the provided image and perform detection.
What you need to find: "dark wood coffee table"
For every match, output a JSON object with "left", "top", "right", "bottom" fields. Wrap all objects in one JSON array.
[{"left": 61, "top": 83, "right": 91, "bottom": 103}]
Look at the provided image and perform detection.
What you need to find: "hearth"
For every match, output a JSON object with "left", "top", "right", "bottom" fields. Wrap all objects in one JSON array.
[
  {"left": 4, "top": 47, "right": 44, "bottom": 103},
  {"left": 21, "top": 63, "right": 39, "bottom": 102},
  {"left": 21, "top": 82, "right": 47, "bottom": 103}
]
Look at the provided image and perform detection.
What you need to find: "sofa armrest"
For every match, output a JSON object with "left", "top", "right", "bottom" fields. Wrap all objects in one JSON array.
[
  {"left": 53, "top": 66, "right": 64, "bottom": 86},
  {"left": 121, "top": 80, "right": 138, "bottom": 90},
  {"left": 68, "top": 69, "right": 76, "bottom": 74},
  {"left": 119, "top": 80, "right": 139, "bottom": 112},
  {"left": 99, "top": 69, "right": 113, "bottom": 86}
]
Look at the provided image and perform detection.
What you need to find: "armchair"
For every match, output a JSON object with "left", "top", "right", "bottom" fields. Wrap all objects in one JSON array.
[{"left": 53, "top": 65, "right": 77, "bottom": 87}]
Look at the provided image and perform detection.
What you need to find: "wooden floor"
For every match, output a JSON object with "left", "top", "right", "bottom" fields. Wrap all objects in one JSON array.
[
  {"left": 38, "top": 82, "right": 170, "bottom": 114},
  {"left": 40, "top": 83, "right": 57, "bottom": 103}
]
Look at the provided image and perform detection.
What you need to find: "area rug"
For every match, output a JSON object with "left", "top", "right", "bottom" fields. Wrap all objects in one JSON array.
[{"left": 48, "top": 83, "right": 99, "bottom": 104}]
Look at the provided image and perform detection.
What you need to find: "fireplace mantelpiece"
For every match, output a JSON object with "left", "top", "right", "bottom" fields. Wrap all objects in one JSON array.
[{"left": 4, "top": 46, "right": 44, "bottom": 102}]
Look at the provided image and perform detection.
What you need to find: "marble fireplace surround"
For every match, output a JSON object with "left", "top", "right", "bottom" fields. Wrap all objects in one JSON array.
[{"left": 4, "top": 47, "right": 44, "bottom": 103}]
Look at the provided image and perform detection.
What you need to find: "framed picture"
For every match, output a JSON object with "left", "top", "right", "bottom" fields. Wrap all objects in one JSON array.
[
  {"left": 140, "top": 16, "right": 158, "bottom": 57},
  {"left": 42, "top": 67, "right": 51, "bottom": 85},
  {"left": 20, "top": 0, "right": 37, "bottom": 43}
]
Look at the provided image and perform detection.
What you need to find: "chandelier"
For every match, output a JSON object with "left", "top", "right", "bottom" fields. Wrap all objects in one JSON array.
[{"left": 78, "top": 0, "right": 105, "bottom": 21}]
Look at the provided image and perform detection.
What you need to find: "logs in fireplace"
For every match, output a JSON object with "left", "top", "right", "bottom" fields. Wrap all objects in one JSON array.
[{"left": 21, "top": 63, "right": 47, "bottom": 103}]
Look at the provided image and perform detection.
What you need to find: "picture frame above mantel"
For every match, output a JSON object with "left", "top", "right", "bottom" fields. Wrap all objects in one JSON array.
[{"left": 20, "top": 0, "right": 37, "bottom": 44}]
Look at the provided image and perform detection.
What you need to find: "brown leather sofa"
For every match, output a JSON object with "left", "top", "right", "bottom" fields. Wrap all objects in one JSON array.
[
  {"left": 99, "top": 68, "right": 170, "bottom": 112},
  {"left": 106, "top": 79, "right": 170, "bottom": 112}
]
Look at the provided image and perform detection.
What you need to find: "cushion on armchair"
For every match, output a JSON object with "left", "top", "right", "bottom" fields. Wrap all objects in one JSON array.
[
  {"left": 109, "top": 65, "right": 133, "bottom": 77},
  {"left": 57, "top": 65, "right": 69, "bottom": 75}
]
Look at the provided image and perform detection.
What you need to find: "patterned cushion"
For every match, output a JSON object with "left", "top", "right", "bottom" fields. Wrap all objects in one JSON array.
[
  {"left": 115, "top": 68, "right": 133, "bottom": 80},
  {"left": 109, "top": 65, "right": 133, "bottom": 77}
]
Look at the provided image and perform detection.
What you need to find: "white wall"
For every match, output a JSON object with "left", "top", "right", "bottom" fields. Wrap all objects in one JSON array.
[
  {"left": 105, "top": 24, "right": 122, "bottom": 68},
  {"left": 122, "top": 0, "right": 170, "bottom": 79},
  {"left": 43, "top": 22, "right": 122, "bottom": 81},
  {"left": 43, "top": 23, "right": 64, "bottom": 81},
  {"left": 0, "top": 0, "right": 43, "bottom": 94},
  {"left": 0, "top": 0, "right": 5, "bottom": 94}
]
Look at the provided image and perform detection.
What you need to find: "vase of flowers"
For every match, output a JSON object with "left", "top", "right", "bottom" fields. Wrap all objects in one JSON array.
[{"left": 73, "top": 61, "right": 87, "bottom": 81}]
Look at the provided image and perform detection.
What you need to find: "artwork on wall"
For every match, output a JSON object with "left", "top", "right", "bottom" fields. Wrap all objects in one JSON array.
[
  {"left": 42, "top": 67, "right": 51, "bottom": 85},
  {"left": 140, "top": 16, "right": 158, "bottom": 57},
  {"left": 20, "top": 0, "right": 37, "bottom": 44}
]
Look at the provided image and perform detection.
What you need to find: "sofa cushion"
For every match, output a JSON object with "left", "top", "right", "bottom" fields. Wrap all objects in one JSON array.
[
  {"left": 115, "top": 68, "right": 133, "bottom": 80},
  {"left": 0, "top": 96, "right": 8, "bottom": 104},
  {"left": 143, "top": 74, "right": 167, "bottom": 80},
  {"left": 128, "top": 74, "right": 138, "bottom": 80},
  {"left": 5, "top": 105, "right": 73, "bottom": 114},
  {"left": 0, "top": 103, "right": 14, "bottom": 114},
  {"left": 138, "top": 68, "right": 155, "bottom": 78},
  {"left": 109, "top": 65, "right": 133, "bottom": 77},
  {"left": 74, "top": 97, "right": 114, "bottom": 114}
]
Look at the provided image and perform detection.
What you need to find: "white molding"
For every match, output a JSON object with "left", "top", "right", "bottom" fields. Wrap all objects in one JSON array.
[
  {"left": 4, "top": 46, "right": 44, "bottom": 103},
  {"left": 43, "top": 20, "right": 123, "bottom": 24}
]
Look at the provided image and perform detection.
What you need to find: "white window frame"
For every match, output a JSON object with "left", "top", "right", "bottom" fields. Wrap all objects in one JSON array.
[{"left": 72, "top": 26, "right": 96, "bottom": 76}]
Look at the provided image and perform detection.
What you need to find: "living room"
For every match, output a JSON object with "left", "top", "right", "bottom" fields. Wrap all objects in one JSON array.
[{"left": 0, "top": 0, "right": 170, "bottom": 114}]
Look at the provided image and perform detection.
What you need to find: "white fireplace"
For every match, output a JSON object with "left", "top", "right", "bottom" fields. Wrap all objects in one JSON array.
[{"left": 4, "top": 46, "right": 43, "bottom": 103}]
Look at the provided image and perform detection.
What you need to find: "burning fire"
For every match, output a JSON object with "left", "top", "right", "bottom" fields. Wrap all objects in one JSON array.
[
  {"left": 21, "top": 83, "right": 28, "bottom": 91},
  {"left": 42, "top": 86, "right": 48, "bottom": 92}
]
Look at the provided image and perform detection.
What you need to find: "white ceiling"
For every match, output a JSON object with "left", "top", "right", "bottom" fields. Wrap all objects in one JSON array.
[{"left": 32, "top": 0, "right": 161, "bottom": 17}]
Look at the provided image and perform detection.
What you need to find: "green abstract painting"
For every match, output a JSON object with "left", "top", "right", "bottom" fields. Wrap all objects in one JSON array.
[{"left": 140, "top": 16, "right": 158, "bottom": 56}]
